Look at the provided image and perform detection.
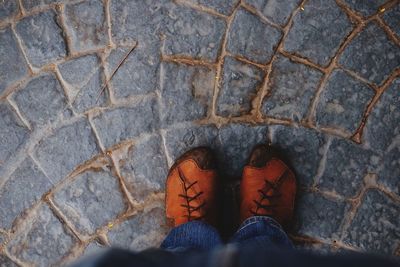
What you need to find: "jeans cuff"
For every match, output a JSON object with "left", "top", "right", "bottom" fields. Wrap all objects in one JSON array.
[{"left": 238, "top": 216, "right": 283, "bottom": 232}]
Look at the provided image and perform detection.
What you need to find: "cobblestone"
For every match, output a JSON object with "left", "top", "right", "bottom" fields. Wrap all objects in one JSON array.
[
  {"left": 382, "top": 4, "right": 400, "bottom": 38},
  {"left": 0, "top": 0, "right": 399, "bottom": 262},
  {"left": 317, "top": 138, "right": 380, "bottom": 198},
  {"left": 163, "top": 5, "right": 226, "bottom": 62},
  {"left": 0, "top": 0, "right": 18, "bottom": 20},
  {"left": 217, "top": 123, "right": 268, "bottom": 177},
  {"left": 364, "top": 78, "right": 400, "bottom": 195},
  {"left": 0, "top": 103, "right": 29, "bottom": 171},
  {"left": 106, "top": 43, "right": 160, "bottom": 99},
  {"left": 0, "top": 254, "right": 18, "bottom": 267},
  {"left": 363, "top": 78, "right": 400, "bottom": 153},
  {"left": 22, "top": 0, "right": 60, "bottom": 10},
  {"left": 283, "top": 0, "right": 352, "bottom": 66},
  {"left": 343, "top": 0, "right": 387, "bottom": 17},
  {"left": 34, "top": 119, "right": 101, "bottom": 183},
  {"left": 227, "top": 8, "right": 282, "bottom": 64},
  {"left": 108, "top": 206, "right": 169, "bottom": 251},
  {"left": 12, "top": 73, "right": 67, "bottom": 127},
  {"left": 119, "top": 135, "right": 168, "bottom": 202},
  {"left": 244, "top": 0, "right": 301, "bottom": 26},
  {"left": 7, "top": 204, "right": 76, "bottom": 266},
  {"left": 59, "top": 54, "right": 108, "bottom": 112},
  {"left": 92, "top": 98, "right": 160, "bottom": 148},
  {"left": 15, "top": 10, "right": 66, "bottom": 67},
  {"left": 0, "top": 27, "right": 29, "bottom": 96},
  {"left": 343, "top": 189, "right": 400, "bottom": 255},
  {"left": 64, "top": 0, "right": 108, "bottom": 53},
  {"left": 270, "top": 126, "right": 326, "bottom": 188},
  {"left": 217, "top": 56, "right": 264, "bottom": 117},
  {"left": 339, "top": 22, "right": 400, "bottom": 85},
  {"left": 316, "top": 69, "right": 375, "bottom": 133},
  {"left": 262, "top": 55, "right": 323, "bottom": 121},
  {"left": 0, "top": 157, "right": 52, "bottom": 229},
  {"left": 160, "top": 63, "right": 214, "bottom": 125},
  {"left": 164, "top": 124, "right": 219, "bottom": 162},
  {"left": 110, "top": 0, "right": 171, "bottom": 44},
  {"left": 294, "top": 192, "right": 349, "bottom": 240},
  {"left": 188, "top": 0, "right": 238, "bottom": 15},
  {"left": 53, "top": 168, "right": 126, "bottom": 235}
]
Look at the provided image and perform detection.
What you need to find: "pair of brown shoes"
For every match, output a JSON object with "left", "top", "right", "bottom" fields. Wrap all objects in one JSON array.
[{"left": 165, "top": 145, "right": 296, "bottom": 228}]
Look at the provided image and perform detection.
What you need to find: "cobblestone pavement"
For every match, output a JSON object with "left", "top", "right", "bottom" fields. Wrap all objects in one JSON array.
[{"left": 0, "top": 0, "right": 399, "bottom": 266}]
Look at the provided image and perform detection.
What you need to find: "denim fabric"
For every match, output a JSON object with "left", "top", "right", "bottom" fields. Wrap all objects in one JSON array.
[
  {"left": 230, "top": 216, "right": 293, "bottom": 249},
  {"left": 160, "top": 216, "right": 292, "bottom": 251},
  {"left": 160, "top": 221, "right": 223, "bottom": 251}
]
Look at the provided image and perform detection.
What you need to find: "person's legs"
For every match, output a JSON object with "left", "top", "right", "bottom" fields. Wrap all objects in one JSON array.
[
  {"left": 160, "top": 221, "right": 223, "bottom": 251},
  {"left": 229, "top": 216, "right": 292, "bottom": 249}
]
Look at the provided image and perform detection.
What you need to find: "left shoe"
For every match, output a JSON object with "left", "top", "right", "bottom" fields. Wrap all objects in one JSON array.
[{"left": 165, "top": 147, "right": 219, "bottom": 227}]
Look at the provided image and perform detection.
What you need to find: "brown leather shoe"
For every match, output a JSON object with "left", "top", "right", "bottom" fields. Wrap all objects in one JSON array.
[
  {"left": 240, "top": 144, "right": 296, "bottom": 226},
  {"left": 165, "top": 147, "right": 218, "bottom": 227}
]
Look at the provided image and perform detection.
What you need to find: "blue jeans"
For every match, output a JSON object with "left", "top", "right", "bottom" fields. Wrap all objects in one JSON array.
[{"left": 160, "top": 216, "right": 293, "bottom": 251}]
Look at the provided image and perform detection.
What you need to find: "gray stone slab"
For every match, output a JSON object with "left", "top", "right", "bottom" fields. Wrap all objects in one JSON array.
[
  {"left": 262, "top": 55, "right": 323, "bottom": 121},
  {"left": 7, "top": 204, "right": 75, "bottom": 266},
  {"left": 108, "top": 206, "right": 169, "bottom": 250},
  {"left": 244, "top": 0, "right": 302, "bottom": 26},
  {"left": 383, "top": 4, "right": 400, "bottom": 38},
  {"left": 0, "top": 254, "right": 18, "bottom": 267},
  {"left": 92, "top": 98, "right": 160, "bottom": 148},
  {"left": 217, "top": 56, "right": 264, "bottom": 117},
  {"left": 343, "top": 189, "right": 400, "bottom": 254},
  {"left": 34, "top": 119, "right": 101, "bottom": 183},
  {"left": 110, "top": 0, "right": 172, "bottom": 44},
  {"left": 0, "top": 0, "right": 18, "bottom": 20},
  {"left": 119, "top": 135, "right": 168, "bottom": 202},
  {"left": 13, "top": 73, "right": 67, "bottom": 127},
  {"left": 187, "top": 0, "right": 239, "bottom": 15},
  {"left": 64, "top": 0, "right": 108, "bottom": 52},
  {"left": 317, "top": 138, "right": 380, "bottom": 198},
  {"left": 59, "top": 54, "right": 108, "bottom": 113},
  {"left": 343, "top": 0, "right": 387, "bottom": 17},
  {"left": 339, "top": 22, "right": 400, "bottom": 85},
  {"left": 160, "top": 63, "right": 214, "bottom": 126},
  {"left": 270, "top": 126, "right": 326, "bottom": 188},
  {"left": 58, "top": 54, "right": 99, "bottom": 86},
  {"left": 0, "top": 157, "right": 53, "bottom": 229},
  {"left": 22, "top": 0, "right": 60, "bottom": 9},
  {"left": 217, "top": 123, "right": 268, "bottom": 177},
  {"left": 294, "top": 192, "right": 348, "bottom": 239},
  {"left": 0, "top": 103, "right": 29, "bottom": 170},
  {"left": 53, "top": 169, "right": 126, "bottom": 235},
  {"left": 106, "top": 42, "right": 160, "bottom": 99},
  {"left": 283, "top": 0, "right": 352, "bottom": 66},
  {"left": 364, "top": 78, "right": 400, "bottom": 195},
  {"left": 163, "top": 5, "right": 226, "bottom": 62},
  {"left": 316, "top": 69, "right": 374, "bottom": 133},
  {"left": 0, "top": 27, "right": 29, "bottom": 95},
  {"left": 363, "top": 78, "right": 400, "bottom": 153},
  {"left": 378, "top": 145, "right": 400, "bottom": 195},
  {"left": 164, "top": 124, "right": 220, "bottom": 162},
  {"left": 227, "top": 8, "right": 282, "bottom": 64},
  {"left": 364, "top": 78, "right": 400, "bottom": 152},
  {"left": 15, "top": 10, "right": 66, "bottom": 67}
]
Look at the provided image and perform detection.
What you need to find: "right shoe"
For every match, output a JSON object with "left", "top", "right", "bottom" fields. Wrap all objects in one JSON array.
[{"left": 240, "top": 144, "right": 296, "bottom": 226}]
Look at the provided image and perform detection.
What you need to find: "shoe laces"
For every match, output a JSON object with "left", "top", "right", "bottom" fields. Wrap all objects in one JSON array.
[
  {"left": 177, "top": 167, "right": 205, "bottom": 221},
  {"left": 251, "top": 170, "right": 288, "bottom": 216}
]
